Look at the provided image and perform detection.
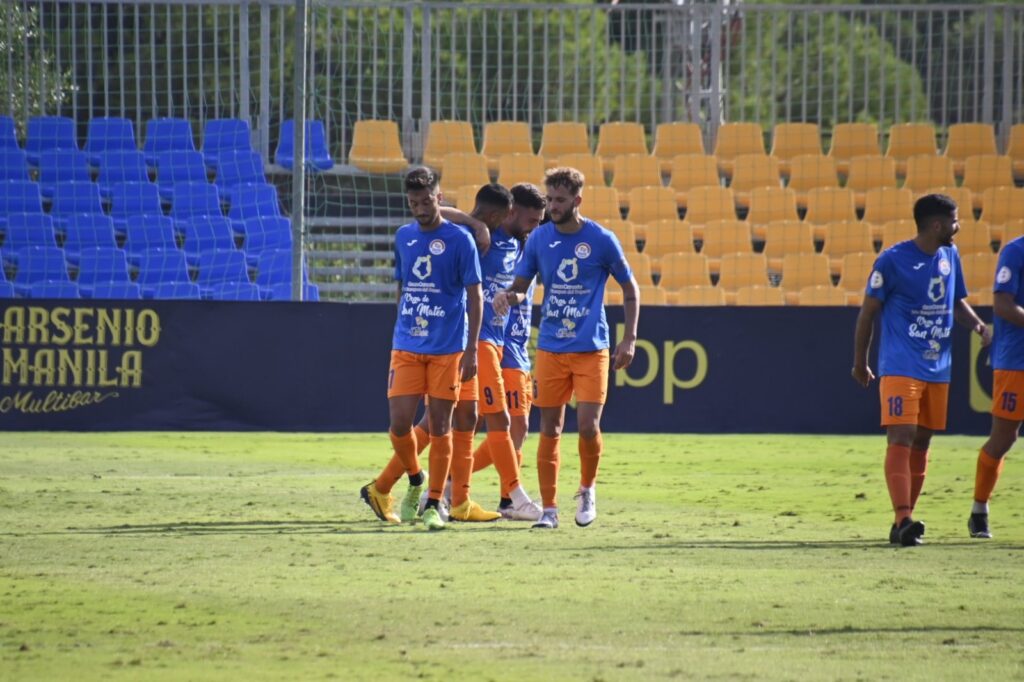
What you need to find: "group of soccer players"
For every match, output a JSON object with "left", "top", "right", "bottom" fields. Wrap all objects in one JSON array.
[{"left": 360, "top": 160, "right": 1014, "bottom": 543}]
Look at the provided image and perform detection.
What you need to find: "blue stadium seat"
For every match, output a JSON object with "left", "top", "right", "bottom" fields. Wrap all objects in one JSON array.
[
  {"left": 89, "top": 281, "right": 142, "bottom": 300},
  {"left": 109, "top": 182, "right": 163, "bottom": 235},
  {"left": 0, "top": 181, "right": 43, "bottom": 232},
  {"left": 275, "top": 119, "right": 335, "bottom": 171},
  {"left": 75, "top": 247, "right": 132, "bottom": 297},
  {"left": 38, "top": 149, "right": 92, "bottom": 199},
  {"left": 25, "top": 116, "right": 78, "bottom": 167},
  {"left": 205, "top": 281, "right": 261, "bottom": 301},
  {"left": 180, "top": 216, "right": 237, "bottom": 267},
  {"left": 171, "top": 182, "right": 223, "bottom": 227},
  {"left": 202, "top": 118, "right": 253, "bottom": 169},
  {"left": 137, "top": 249, "right": 191, "bottom": 297},
  {"left": 2, "top": 213, "right": 57, "bottom": 264},
  {"left": 0, "top": 115, "right": 18, "bottom": 149},
  {"left": 156, "top": 150, "right": 208, "bottom": 202},
  {"left": 143, "top": 117, "right": 197, "bottom": 166},
  {"left": 265, "top": 282, "right": 321, "bottom": 302},
  {"left": 227, "top": 183, "right": 282, "bottom": 226},
  {"left": 123, "top": 215, "right": 179, "bottom": 267},
  {"left": 0, "top": 148, "right": 29, "bottom": 181},
  {"left": 96, "top": 150, "right": 151, "bottom": 200},
  {"left": 0, "top": 281, "right": 15, "bottom": 298},
  {"left": 84, "top": 117, "right": 137, "bottom": 167},
  {"left": 11, "top": 246, "right": 70, "bottom": 296},
  {"left": 63, "top": 214, "right": 118, "bottom": 266},
  {"left": 49, "top": 182, "right": 104, "bottom": 230},
  {"left": 214, "top": 150, "right": 266, "bottom": 201},
  {"left": 29, "top": 280, "right": 81, "bottom": 299},
  {"left": 148, "top": 280, "right": 201, "bottom": 300},
  {"left": 195, "top": 249, "right": 250, "bottom": 296},
  {"left": 240, "top": 216, "right": 292, "bottom": 267},
  {"left": 255, "top": 248, "right": 313, "bottom": 299}
]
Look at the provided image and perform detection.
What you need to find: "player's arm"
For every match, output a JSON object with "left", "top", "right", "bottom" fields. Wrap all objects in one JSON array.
[
  {"left": 955, "top": 297, "right": 992, "bottom": 347},
  {"left": 460, "top": 283, "right": 483, "bottom": 381},
  {"left": 491, "top": 276, "right": 533, "bottom": 316},
  {"left": 440, "top": 206, "right": 490, "bottom": 255},
  {"left": 994, "top": 291, "right": 1024, "bottom": 327},
  {"left": 613, "top": 275, "right": 640, "bottom": 370},
  {"left": 851, "top": 295, "right": 881, "bottom": 387},
  {"left": 396, "top": 283, "right": 402, "bottom": 305}
]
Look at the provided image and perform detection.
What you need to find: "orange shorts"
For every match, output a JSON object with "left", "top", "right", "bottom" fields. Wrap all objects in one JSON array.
[
  {"left": 475, "top": 341, "right": 507, "bottom": 414},
  {"left": 991, "top": 369, "right": 1024, "bottom": 421},
  {"left": 502, "top": 368, "right": 533, "bottom": 417},
  {"left": 879, "top": 376, "right": 949, "bottom": 430},
  {"left": 387, "top": 350, "right": 462, "bottom": 401},
  {"left": 533, "top": 349, "right": 610, "bottom": 408}
]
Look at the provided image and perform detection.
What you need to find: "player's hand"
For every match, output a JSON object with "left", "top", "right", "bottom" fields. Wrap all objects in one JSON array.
[
  {"left": 459, "top": 349, "right": 478, "bottom": 382},
  {"left": 851, "top": 364, "right": 875, "bottom": 387},
  {"left": 612, "top": 337, "right": 636, "bottom": 371},
  {"left": 492, "top": 290, "right": 512, "bottom": 316},
  {"left": 976, "top": 322, "right": 992, "bottom": 348},
  {"left": 472, "top": 224, "right": 491, "bottom": 255}
]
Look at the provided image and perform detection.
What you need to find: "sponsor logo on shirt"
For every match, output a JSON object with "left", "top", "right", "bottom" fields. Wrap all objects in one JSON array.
[
  {"left": 575, "top": 243, "right": 592, "bottom": 259},
  {"left": 997, "top": 266, "right": 1012, "bottom": 284},
  {"left": 557, "top": 258, "right": 579, "bottom": 283},
  {"left": 870, "top": 271, "right": 884, "bottom": 289},
  {"left": 549, "top": 241, "right": 562, "bottom": 248},
  {"left": 429, "top": 239, "right": 446, "bottom": 255},
  {"left": 938, "top": 258, "right": 951, "bottom": 276},
  {"left": 928, "top": 276, "right": 945, "bottom": 303}
]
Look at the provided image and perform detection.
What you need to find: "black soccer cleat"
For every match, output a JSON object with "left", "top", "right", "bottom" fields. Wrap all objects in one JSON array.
[
  {"left": 896, "top": 517, "right": 926, "bottom": 547},
  {"left": 888, "top": 523, "right": 899, "bottom": 545},
  {"left": 968, "top": 513, "right": 992, "bottom": 539}
]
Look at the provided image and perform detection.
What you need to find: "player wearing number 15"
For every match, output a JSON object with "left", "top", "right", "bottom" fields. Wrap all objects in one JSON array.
[{"left": 851, "top": 194, "right": 990, "bottom": 547}]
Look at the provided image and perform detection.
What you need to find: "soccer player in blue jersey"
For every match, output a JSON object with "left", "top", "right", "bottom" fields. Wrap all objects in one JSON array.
[
  {"left": 493, "top": 167, "right": 640, "bottom": 529},
  {"left": 851, "top": 193, "right": 990, "bottom": 546},
  {"left": 968, "top": 234, "right": 1024, "bottom": 539},
  {"left": 360, "top": 166, "right": 483, "bottom": 531}
]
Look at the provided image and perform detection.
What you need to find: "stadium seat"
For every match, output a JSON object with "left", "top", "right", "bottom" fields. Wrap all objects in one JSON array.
[
  {"left": 729, "top": 154, "right": 781, "bottom": 208},
  {"left": 672, "top": 284, "right": 726, "bottom": 306},
  {"left": 582, "top": 186, "right": 622, "bottom": 222},
  {"left": 717, "top": 253, "right": 769, "bottom": 292},
  {"left": 668, "top": 154, "right": 720, "bottom": 209},
  {"left": 214, "top": 150, "right": 267, "bottom": 201},
  {"left": 227, "top": 183, "right": 283, "bottom": 227},
  {"left": 10, "top": 246, "right": 70, "bottom": 296},
  {"left": 955, "top": 221, "right": 994, "bottom": 255},
  {"left": 611, "top": 154, "right": 662, "bottom": 204},
  {"left": 828, "top": 123, "right": 880, "bottom": 176},
  {"left": 968, "top": 288, "right": 994, "bottom": 307},
  {"left": 439, "top": 152, "right": 490, "bottom": 192},
  {"left": 555, "top": 153, "right": 605, "bottom": 187},
  {"left": 148, "top": 280, "right": 201, "bottom": 300},
  {"left": 137, "top": 249, "right": 192, "bottom": 297},
  {"left": 63, "top": 214, "right": 118, "bottom": 266},
  {"left": 181, "top": 216, "right": 239, "bottom": 266},
  {"left": 423, "top": 121, "right": 477, "bottom": 171},
  {"left": 886, "top": 123, "right": 938, "bottom": 176},
  {"left": 659, "top": 253, "right": 711, "bottom": 289},
  {"left": 803, "top": 187, "right": 857, "bottom": 238},
  {"left": 0, "top": 181, "right": 44, "bottom": 230},
  {"left": 845, "top": 155, "right": 898, "bottom": 209},
  {"left": 652, "top": 122, "right": 704, "bottom": 173},
  {"left": 255, "top": 248, "right": 313, "bottom": 298},
  {"left": 779, "top": 252, "right": 832, "bottom": 296},
  {"left": 481, "top": 121, "right": 534, "bottom": 172},
  {"left": 170, "top": 182, "right": 223, "bottom": 228},
  {"left": 746, "top": 187, "right": 799, "bottom": 239},
  {"left": 265, "top": 282, "right": 321, "bottom": 302},
  {"left": 49, "top": 182, "right": 104, "bottom": 230},
  {"left": 195, "top": 249, "right": 250, "bottom": 296},
  {"left": 0, "top": 148, "right": 29, "bottom": 181},
  {"left": 1001, "top": 219, "right": 1024, "bottom": 246},
  {"left": 96, "top": 150, "right": 151, "bottom": 200},
  {"left": 980, "top": 187, "right": 1024, "bottom": 230},
  {"left": 924, "top": 186, "right": 975, "bottom": 223},
  {"left": 602, "top": 219, "right": 639, "bottom": 252},
  {"left": 25, "top": 116, "right": 78, "bottom": 167},
  {"left": 761, "top": 220, "right": 816, "bottom": 271},
  {"left": 29, "top": 280, "right": 80, "bottom": 299},
  {"left": 944, "top": 123, "right": 997, "bottom": 176},
  {"left": 641, "top": 221, "right": 696, "bottom": 261},
  {"left": 625, "top": 186, "right": 678, "bottom": 226},
  {"left": 109, "top": 182, "right": 164, "bottom": 234},
  {"left": 90, "top": 281, "right": 142, "bottom": 300},
  {"left": 142, "top": 117, "right": 197, "bottom": 167},
  {"left": 84, "top": 117, "right": 137, "bottom": 167},
  {"left": 822, "top": 220, "right": 875, "bottom": 273},
  {"left": 206, "top": 281, "right": 262, "bottom": 301},
  {"left": 276, "top": 119, "right": 335, "bottom": 171},
  {"left": 770, "top": 123, "right": 821, "bottom": 175},
  {"left": 734, "top": 284, "right": 786, "bottom": 306},
  {"left": 838, "top": 251, "right": 877, "bottom": 303},
  {"left": 2, "top": 213, "right": 57, "bottom": 261},
  {"left": 700, "top": 219, "right": 752, "bottom": 275},
  {"left": 862, "top": 187, "right": 914, "bottom": 228},
  {"left": 682, "top": 186, "right": 737, "bottom": 239},
  {"left": 879, "top": 219, "right": 917, "bottom": 251},
  {"left": 448, "top": 184, "right": 481, "bottom": 210},
  {"left": 961, "top": 155, "right": 1014, "bottom": 210},
  {"left": 0, "top": 115, "right": 17, "bottom": 149},
  {"left": 961, "top": 252, "right": 997, "bottom": 292},
  {"left": 604, "top": 287, "right": 623, "bottom": 306},
  {"left": 798, "top": 284, "right": 849, "bottom": 306},
  {"left": 202, "top": 118, "right": 253, "bottom": 168},
  {"left": 539, "top": 122, "right": 590, "bottom": 166},
  {"left": 595, "top": 122, "right": 648, "bottom": 172},
  {"left": 155, "top": 150, "right": 209, "bottom": 202},
  {"left": 346, "top": 120, "right": 407, "bottom": 174},
  {"left": 75, "top": 247, "right": 132, "bottom": 297},
  {"left": 1008, "top": 124, "right": 1024, "bottom": 181},
  {"left": 713, "top": 122, "right": 765, "bottom": 179},
  {"left": 638, "top": 285, "right": 668, "bottom": 306},
  {"left": 786, "top": 154, "right": 838, "bottom": 209},
  {"left": 240, "top": 216, "right": 293, "bottom": 267},
  {"left": 497, "top": 153, "right": 545, "bottom": 187},
  {"left": 623, "top": 253, "right": 652, "bottom": 286},
  {"left": 0, "top": 281, "right": 15, "bottom": 298},
  {"left": 37, "top": 149, "right": 91, "bottom": 199},
  {"left": 123, "top": 215, "right": 179, "bottom": 267},
  {"left": 903, "top": 154, "right": 955, "bottom": 193}
]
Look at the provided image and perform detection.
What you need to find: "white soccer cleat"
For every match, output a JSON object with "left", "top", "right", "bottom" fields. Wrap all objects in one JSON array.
[
  {"left": 502, "top": 498, "right": 543, "bottom": 522},
  {"left": 531, "top": 508, "right": 559, "bottom": 529},
  {"left": 574, "top": 486, "right": 597, "bottom": 527}
]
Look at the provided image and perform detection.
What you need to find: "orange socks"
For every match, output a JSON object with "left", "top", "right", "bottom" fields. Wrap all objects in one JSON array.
[
  {"left": 427, "top": 434, "right": 453, "bottom": 501},
  {"left": 472, "top": 440, "right": 493, "bottom": 472},
  {"left": 377, "top": 430, "right": 421, "bottom": 495},
  {"left": 414, "top": 425, "right": 430, "bottom": 455},
  {"left": 909, "top": 448, "right": 928, "bottom": 512},
  {"left": 974, "top": 448, "right": 1006, "bottom": 504},
  {"left": 449, "top": 430, "right": 476, "bottom": 507},
  {"left": 884, "top": 444, "right": 912, "bottom": 524},
  {"left": 537, "top": 434, "right": 561, "bottom": 508},
  {"left": 487, "top": 431, "right": 521, "bottom": 497},
  {"left": 579, "top": 433, "right": 602, "bottom": 488}
]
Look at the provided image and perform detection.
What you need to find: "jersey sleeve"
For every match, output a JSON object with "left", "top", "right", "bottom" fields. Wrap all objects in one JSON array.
[
  {"left": 604, "top": 231, "right": 633, "bottom": 284},
  {"left": 458, "top": 232, "right": 482, "bottom": 287},
  {"left": 995, "top": 244, "right": 1024, "bottom": 296},
  {"left": 952, "top": 250, "right": 968, "bottom": 301},
  {"left": 515, "top": 231, "right": 539, "bottom": 280},
  {"left": 865, "top": 252, "right": 893, "bottom": 302}
]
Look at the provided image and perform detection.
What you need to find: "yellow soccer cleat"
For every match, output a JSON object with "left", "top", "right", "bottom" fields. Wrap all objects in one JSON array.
[
  {"left": 359, "top": 481, "right": 400, "bottom": 524},
  {"left": 449, "top": 499, "right": 501, "bottom": 522}
]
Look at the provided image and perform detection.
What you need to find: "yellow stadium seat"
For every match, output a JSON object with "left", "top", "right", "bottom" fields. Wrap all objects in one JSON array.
[
  {"left": 961, "top": 252, "right": 997, "bottom": 293},
  {"left": 498, "top": 153, "right": 545, "bottom": 187},
  {"left": 799, "top": 284, "right": 850, "bottom": 306},
  {"left": 762, "top": 220, "right": 816, "bottom": 271},
  {"left": 804, "top": 188, "right": 857, "bottom": 239},
  {"left": 449, "top": 184, "right": 483, "bottom": 210},
  {"left": 880, "top": 219, "right": 917, "bottom": 251},
  {"left": 823, "top": 220, "right": 875, "bottom": 273},
  {"left": 780, "top": 253, "right": 832, "bottom": 303},
  {"left": 903, "top": 154, "right": 956, "bottom": 193},
  {"left": 539, "top": 122, "right": 590, "bottom": 165},
  {"left": 348, "top": 120, "right": 408, "bottom": 173},
  {"left": 626, "top": 186, "right": 679, "bottom": 227},
  {"left": 961, "top": 155, "right": 1014, "bottom": 210},
  {"left": 641, "top": 221, "right": 696, "bottom": 263},
  {"left": 714, "top": 122, "right": 766, "bottom": 179},
  {"left": 628, "top": 252, "right": 655, "bottom": 286},
  {"left": 423, "top": 121, "right": 477, "bottom": 171},
  {"left": 659, "top": 253, "right": 712, "bottom": 289},
  {"left": 669, "top": 154, "right": 721, "bottom": 208},
  {"left": 683, "top": 186, "right": 737, "bottom": 238},
  {"left": 734, "top": 284, "right": 786, "bottom": 306},
  {"left": 729, "top": 153, "right": 782, "bottom": 208},
  {"left": 923, "top": 186, "right": 976, "bottom": 223},
  {"left": 532, "top": 284, "right": 546, "bottom": 306},
  {"left": 638, "top": 285, "right": 668, "bottom": 306},
  {"left": 672, "top": 285, "right": 727, "bottom": 306},
  {"left": 746, "top": 187, "right": 799, "bottom": 240},
  {"left": 595, "top": 122, "right": 648, "bottom": 172},
  {"left": 980, "top": 187, "right": 1024, "bottom": 231},
  {"left": 845, "top": 155, "right": 898, "bottom": 209},
  {"left": 770, "top": 123, "right": 822, "bottom": 176},
  {"left": 839, "top": 251, "right": 877, "bottom": 303},
  {"left": 828, "top": 123, "right": 880, "bottom": 176},
  {"left": 944, "top": 123, "right": 997, "bottom": 176},
  {"left": 886, "top": 123, "right": 938, "bottom": 176},
  {"left": 1002, "top": 219, "right": 1024, "bottom": 246},
  {"left": 955, "top": 221, "right": 994, "bottom": 255},
  {"left": 862, "top": 187, "right": 914, "bottom": 228},
  {"left": 481, "top": 121, "right": 534, "bottom": 172},
  {"left": 582, "top": 186, "right": 622, "bottom": 223},
  {"left": 601, "top": 219, "right": 640, "bottom": 253},
  {"left": 611, "top": 154, "right": 663, "bottom": 206},
  {"left": 718, "top": 253, "right": 769, "bottom": 291},
  {"left": 555, "top": 153, "right": 606, "bottom": 187},
  {"left": 968, "top": 288, "right": 994, "bottom": 307},
  {"left": 1008, "top": 124, "right": 1024, "bottom": 181},
  {"left": 604, "top": 287, "right": 623, "bottom": 306},
  {"left": 786, "top": 154, "right": 839, "bottom": 209},
  {"left": 701, "top": 219, "right": 753, "bottom": 275},
  {"left": 652, "top": 122, "right": 705, "bottom": 173},
  {"left": 440, "top": 152, "right": 490, "bottom": 192}
]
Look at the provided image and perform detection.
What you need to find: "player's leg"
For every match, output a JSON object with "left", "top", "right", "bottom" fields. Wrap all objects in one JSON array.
[
  {"left": 532, "top": 351, "right": 574, "bottom": 529},
  {"left": 909, "top": 426, "right": 933, "bottom": 515},
  {"left": 570, "top": 350, "right": 610, "bottom": 527},
  {"left": 971, "top": 370, "right": 1024, "bottom": 538},
  {"left": 378, "top": 399, "right": 427, "bottom": 501},
  {"left": 418, "top": 353, "right": 464, "bottom": 531},
  {"left": 880, "top": 376, "right": 925, "bottom": 546}
]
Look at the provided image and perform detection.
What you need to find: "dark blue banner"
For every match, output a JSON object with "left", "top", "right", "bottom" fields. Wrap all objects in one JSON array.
[{"left": 0, "top": 302, "right": 994, "bottom": 434}]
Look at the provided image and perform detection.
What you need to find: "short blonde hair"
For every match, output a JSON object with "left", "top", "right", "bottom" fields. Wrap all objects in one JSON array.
[{"left": 544, "top": 167, "right": 585, "bottom": 195}]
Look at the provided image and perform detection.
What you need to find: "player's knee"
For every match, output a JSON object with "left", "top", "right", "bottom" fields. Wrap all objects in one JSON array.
[
  {"left": 486, "top": 411, "right": 510, "bottom": 432},
  {"left": 578, "top": 423, "right": 601, "bottom": 440}
]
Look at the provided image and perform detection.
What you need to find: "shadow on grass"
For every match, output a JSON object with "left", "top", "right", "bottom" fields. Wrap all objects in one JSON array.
[
  {"left": 51, "top": 519, "right": 529, "bottom": 536},
  {"left": 578, "top": 539, "right": 1024, "bottom": 551},
  {"left": 675, "top": 624, "right": 1024, "bottom": 637}
]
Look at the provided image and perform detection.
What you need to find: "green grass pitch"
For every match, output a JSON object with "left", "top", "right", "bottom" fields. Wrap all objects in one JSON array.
[{"left": 1, "top": 432, "right": 1022, "bottom": 681}]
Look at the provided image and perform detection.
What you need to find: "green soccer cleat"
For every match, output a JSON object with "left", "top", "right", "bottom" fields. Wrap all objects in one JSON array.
[
  {"left": 359, "top": 481, "right": 400, "bottom": 524},
  {"left": 400, "top": 475, "right": 426, "bottom": 524},
  {"left": 421, "top": 507, "right": 446, "bottom": 531}
]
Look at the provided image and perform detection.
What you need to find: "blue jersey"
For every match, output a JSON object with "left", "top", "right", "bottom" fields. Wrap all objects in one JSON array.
[
  {"left": 479, "top": 227, "right": 521, "bottom": 347},
  {"left": 392, "top": 220, "right": 482, "bottom": 354},
  {"left": 866, "top": 240, "right": 968, "bottom": 382},
  {"left": 501, "top": 279, "right": 536, "bottom": 371},
  {"left": 514, "top": 219, "right": 632, "bottom": 353},
  {"left": 992, "top": 237, "right": 1024, "bottom": 371}
]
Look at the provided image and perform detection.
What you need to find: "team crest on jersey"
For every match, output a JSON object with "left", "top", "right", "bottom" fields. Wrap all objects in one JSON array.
[
  {"left": 556, "top": 257, "right": 579, "bottom": 283},
  {"left": 412, "top": 255, "right": 432, "bottom": 280},
  {"left": 869, "top": 271, "right": 884, "bottom": 289},
  {"left": 429, "top": 239, "right": 446, "bottom": 255},
  {"left": 997, "top": 266, "right": 1012, "bottom": 284},
  {"left": 928, "top": 276, "right": 945, "bottom": 302},
  {"left": 938, "top": 258, "right": 951, "bottom": 276},
  {"left": 575, "top": 243, "right": 592, "bottom": 259}
]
